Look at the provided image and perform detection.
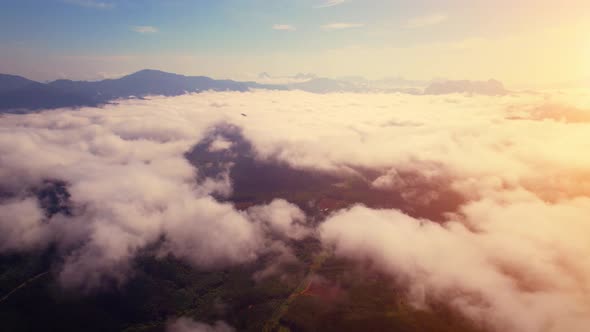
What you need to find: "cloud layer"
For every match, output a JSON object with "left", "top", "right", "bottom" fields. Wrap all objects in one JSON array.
[
  {"left": 0, "top": 96, "right": 307, "bottom": 289},
  {"left": 321, "top": 197, "right": 590, "bottom": 332},
  {"left": 1, "top": 89, "right": 590, "bottom": 331}
]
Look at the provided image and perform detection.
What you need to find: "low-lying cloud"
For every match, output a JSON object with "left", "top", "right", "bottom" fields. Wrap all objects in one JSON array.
[
  {"left": 0, "top": 98, "right": 307, "bottom": 289},
  {"left": 1, "top": 89, "right": 590, "bottom": 331},
  {"left": 321, "top": 196, "right": 590, "bottom": 332}
]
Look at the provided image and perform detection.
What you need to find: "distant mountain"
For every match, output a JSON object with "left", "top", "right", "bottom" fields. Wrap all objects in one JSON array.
[
  {"left": 257, "top": 72, "right": 273, "bottom": 80},
  {"left": 336, "top": 76, "right": 430, "bottom": 90},
  {"left": 0, "top": 69, "right": 279, "bottom": 112},
  {"left": 0, "top": 70, "right": 510, "bottom": 112},
  {"left": 0, "top": 82, "right": 99, "bottom": 112},
  {"left": 243, "top": 81, "right": 288, "bottom": 91},
  {"left": 293, "top": 73, "right": 317, "bottom": 81},
  {"left": 47, "top": 69, "right": 252, "bottom": 100},
  {"left": 288, "top": 78, "right": 363, "bottom": 93},
  {"left": 256, "top": 73, "right": 429, "bottom": 92},
  {"left": 255, "top": 72, "right": 318, "bottom": 85},
  {"left": 287, "top": 77, "right": 426, "bottom": 94},
  {"left": 0, "top": 74, "right": 39, "bottom": 93},
  {"left": 424, "top": 79, "right": 508, "bottom": 95}
]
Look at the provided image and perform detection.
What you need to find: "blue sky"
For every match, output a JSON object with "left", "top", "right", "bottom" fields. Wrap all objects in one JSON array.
[
  {"left": 0, "top": 1, "right": 454, "bottom": 53},
  {"left": 1, "top": 0, "right": 589, "bottom": 86}
]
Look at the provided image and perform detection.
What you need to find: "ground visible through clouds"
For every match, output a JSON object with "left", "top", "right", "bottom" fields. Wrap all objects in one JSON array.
[{"left": 1, "top": 90, "right": 590, "bottom": 332}]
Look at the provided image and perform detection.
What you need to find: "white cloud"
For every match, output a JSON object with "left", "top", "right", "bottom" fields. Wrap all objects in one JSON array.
[
  {"left": 62, "top": 0, "right": 114, "bottom": 9},
  {"left": 3, "top": 89, "right": 590, "bottom": 331},
  {"left": 321, "top": 22, "right": 365, "bottom": 30},
  {"left": 0, "top": 198, "right": 47, "bottom": 252},
  {"left": 320, "top": 195, "right": 590, "bottom": 332},
  {"left": 272, "top": 24, "right": 296, "bottom": 31},
  {"left": 314, "top": 0, "right": 346, "bottom": 8},
  {"left": 208, "top": 136, "right": 233, "bottom": 152},
  {"left": 132, "top": 26, "right": 159, "bottom": 34},
  {"left": 248, "top": 199, "right": 310, "bottom": 240},
  {"left": 0, "top": 94, "right": 312, "bottom": 289},
  {"left": 405, "top": 13, "right": 448, "bottom": 29}
]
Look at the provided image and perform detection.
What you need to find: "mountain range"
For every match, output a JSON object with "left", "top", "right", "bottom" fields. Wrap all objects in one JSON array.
[
  {"left": 0, "top": 70, "right": 508, "bottom": 112},
  {"left": 0, "top": 70, "right": 278, "bottom": 112}
]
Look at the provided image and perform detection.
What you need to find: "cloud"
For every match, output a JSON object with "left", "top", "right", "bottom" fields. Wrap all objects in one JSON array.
[
  {"left": 0, "top": 95, "right": 310, "bottom": 289},
  {"left": 132, "top": 26, "right": 159, "bottom": 34},
  {"left": 507, "top": 103, "right": 590, "bottom": 123},
  {"left": 208, "top": 136, "right": 233, "bottom": 152},
  {"left": 320, "top": 195, "right": 590, "bottom": 332},
  {"left": 247, "top": 199, "right": 310, "bottom": 240},
  {"left": 320, "top": 22, "right": 365, "bottom": 30},
  {"left": 272, "top": 24, "right": 296, "bottom": 31},
  {"left": 167, "top": 318, "right": 235, "bottom": 332},
  {"left": 314, "top": 0, "right": 346, "bottom": 8},
  {"left": 405, "top": 13, "right": 448, "bottom": 29},
  {"left": 0, "top": 198, "right": 47, "bottom": 252},
  {"left": 62, "top": 0, "right": 114, "bottom": 9},
  {"left": 2, "top": 89, "right": 590, "bottom": 331}
]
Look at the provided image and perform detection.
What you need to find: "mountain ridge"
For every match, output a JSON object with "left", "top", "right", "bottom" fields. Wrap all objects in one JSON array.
[
  {"left": 0, "top": 70, "right": 273, "bottom": 112},
  {"left": 0, "top": 70, "right": 509, "bottom": 112}
]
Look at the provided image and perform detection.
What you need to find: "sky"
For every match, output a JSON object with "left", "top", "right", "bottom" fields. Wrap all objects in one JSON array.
[{"left": 1, "top": 0, "right": 590, "bottom": 87}]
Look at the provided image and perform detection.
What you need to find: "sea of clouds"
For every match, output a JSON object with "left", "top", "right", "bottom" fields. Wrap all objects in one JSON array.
[{"left": 1, "top": 89, "right": 590, "bottom": 331}]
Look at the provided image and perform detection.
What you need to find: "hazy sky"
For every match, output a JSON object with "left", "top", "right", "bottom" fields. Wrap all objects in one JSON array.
[{"left": 1, "top": 0, "right": 590, "bottom": 86}]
